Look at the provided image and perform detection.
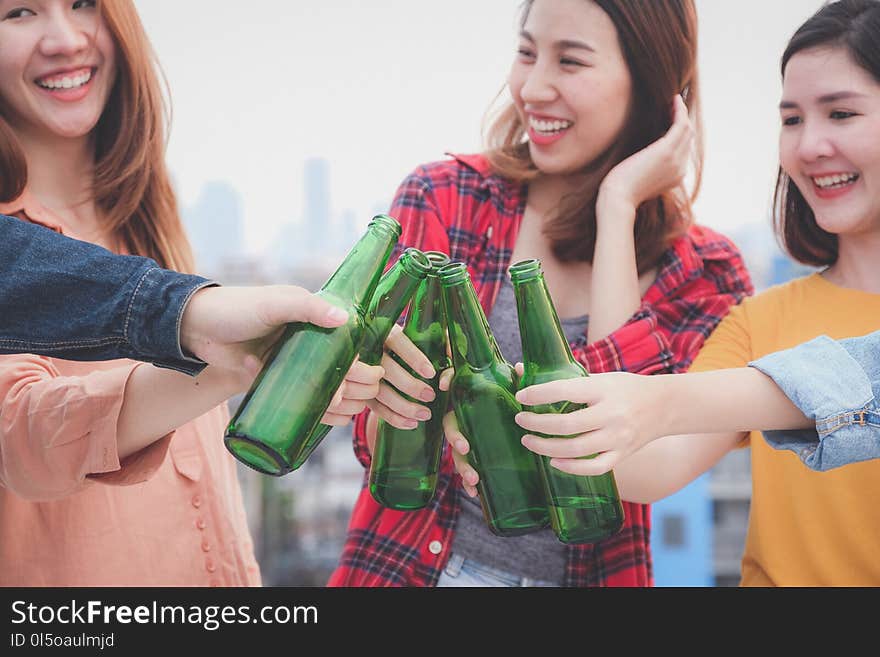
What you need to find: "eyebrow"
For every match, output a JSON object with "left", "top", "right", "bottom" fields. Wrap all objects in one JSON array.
[
  {"left": 520, "top": 30, "right": 596, "bottom": 53},
  {"left": 779, "top": 91, "right": 869, "bottom": 109}
]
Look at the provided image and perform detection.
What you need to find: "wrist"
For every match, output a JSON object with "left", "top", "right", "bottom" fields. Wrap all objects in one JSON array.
[
  {"left": 649, "top": 374, "right": 681, "bottom": 439},
  {"left": 596, "top": 186, "right": 638, "bottom": 226},
  {"left": 179, "top": 287, "right": 214, "bottom": 358},
  {"left": 197, "top": 364, "right": 251, "bottom": 398}
]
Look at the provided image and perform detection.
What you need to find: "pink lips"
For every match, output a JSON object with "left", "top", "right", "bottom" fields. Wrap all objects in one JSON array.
[
  {"left": 528, "top": 125, "right": 568, "bottom": 147},
  {"left": 34, "top": 67, "right": 95, "bottom": 103},
  {"left": 811, "top": 174, "right": 860, "bottom": 201}
]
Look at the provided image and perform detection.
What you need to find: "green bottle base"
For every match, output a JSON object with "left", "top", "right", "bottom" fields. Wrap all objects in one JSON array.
[
  {"left": 368, "top": 471, "right": 438, "bottom": 510},
  {"left": 224, "top": 432, "right": 294, "bottom": 477},
  {"left": 548, "top": 496, "right": 625, "bottom": 544},
  {"left": 484, "top": 507, "right": 550, "bottom": 538}
]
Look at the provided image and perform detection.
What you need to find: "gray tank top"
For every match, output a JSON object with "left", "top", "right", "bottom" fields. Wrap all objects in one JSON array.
[{"left": 450, "top": 277, "right": 589, "bottom": 584}]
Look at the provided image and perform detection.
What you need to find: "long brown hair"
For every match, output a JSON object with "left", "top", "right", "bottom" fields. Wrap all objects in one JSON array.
[
  {"left": 773, "top": 0, "right": 880, "bottom": 267},
  {"left": 0, "top": 0, "right": 193, "bottom": 272},
  {"left": 486, "top": 0, "right": 702, "bottom": 273}
]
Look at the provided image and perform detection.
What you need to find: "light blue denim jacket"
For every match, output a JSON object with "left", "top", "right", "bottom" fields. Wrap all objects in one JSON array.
[
  {"left": 0, "top": 215, "right": 213, "bottom": 375},
  {"left": 749, "top": 330, "right": 880, "bottom": 471}
]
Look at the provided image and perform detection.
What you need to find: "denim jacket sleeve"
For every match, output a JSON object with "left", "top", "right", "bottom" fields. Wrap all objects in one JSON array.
[
  {"left": 749, "top": 331, "right": 880, "bottom": 471},
  {"left": 0, "top": 216, "right": 213, "bottom": 375}
]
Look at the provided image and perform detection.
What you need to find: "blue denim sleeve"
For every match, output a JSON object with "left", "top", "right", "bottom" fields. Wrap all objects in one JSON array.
[
  {"left": 0, "top": 215, "right": 213, "bottom": 375},
  {"left": 749, "top": 332, "right": 880, "bottom": 471}
]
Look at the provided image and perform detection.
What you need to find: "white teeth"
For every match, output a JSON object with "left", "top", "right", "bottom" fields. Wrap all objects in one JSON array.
[
  {"left": 37, "top": 70, "right": 92, "bottom": 90},
  {"left": 529, "top": 117, "right": 573, "bottom": 134},
  {"left": 812, "top": 173, "right": 859, "bottom": 189}
]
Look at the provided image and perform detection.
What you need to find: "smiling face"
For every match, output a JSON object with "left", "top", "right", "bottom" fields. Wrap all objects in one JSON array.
[
  {"left": 0, "top": 0, "right": 117, "bottom": 143},
  {"left": 779, "top": 46, "right": 880, "bottom": 238},
  {"left": 507, "top": 0, "right": 633, "bottom": 179}
]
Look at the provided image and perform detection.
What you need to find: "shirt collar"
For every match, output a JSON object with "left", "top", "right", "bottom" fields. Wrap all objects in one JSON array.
[{"left": 0, "top": 189, "right": 66, "bottom": 235}]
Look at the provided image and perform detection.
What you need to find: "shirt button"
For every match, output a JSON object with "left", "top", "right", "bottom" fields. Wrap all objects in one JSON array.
[
  {"left": 191, "top": 495, "right": 202, "bottom": 508},
  {"left": 196, "top": 518, "right": 207, "bottom": 531},
  {"left": 428, "top": 540, "right": 443, "bottom": 555},
  {"left": 206, "top": 558, "right": 216, "bottom": 573},
  {"left": 201, "top": 540, "right": 211, "bottom": 552}
]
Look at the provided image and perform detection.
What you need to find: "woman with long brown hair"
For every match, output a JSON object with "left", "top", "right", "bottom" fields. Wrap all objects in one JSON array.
[
  {"left": 330, "top": 0, "right": 753, "bottom": 587},
  {"left": 0, "top": 0, "right": 378, "bottom": 585}
]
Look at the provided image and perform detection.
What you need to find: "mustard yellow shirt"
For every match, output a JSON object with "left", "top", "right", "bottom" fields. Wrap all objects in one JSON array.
[{"left": 690, "top": 273, "right": 880, "bottom": 586}]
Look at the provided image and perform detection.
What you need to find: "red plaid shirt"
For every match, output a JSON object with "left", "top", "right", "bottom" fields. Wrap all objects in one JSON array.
[{"left": 328, "top": 154, "right": 753, "bottom": 587}]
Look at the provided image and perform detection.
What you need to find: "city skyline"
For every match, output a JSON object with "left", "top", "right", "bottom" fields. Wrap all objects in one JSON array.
[
  {"left": 183, "top": 155, "right": 380, "bottom": 279},
  {"left": 138, "top": 0, "right": 822, "bottom": 255},
  {"left": 184, "top": 152, "right": 810, "bottom": 294}
]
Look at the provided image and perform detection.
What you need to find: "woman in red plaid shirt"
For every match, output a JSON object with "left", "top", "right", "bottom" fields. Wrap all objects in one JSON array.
[{"left": 329, "top": 0, "right": 753, "bottom": 587}]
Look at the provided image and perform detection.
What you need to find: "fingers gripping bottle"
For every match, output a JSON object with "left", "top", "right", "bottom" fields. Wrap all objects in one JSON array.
[
  {"left": 223, "top": 214, "right": 402, "bottom": 476},
  {"left": 291, "top": 247, "right": 433, "bottom": 469},
  {"left": 440, "top": 261, "right": 548, "bottom": 536},
  {"left": 369, "top": 251, "right": 451, "bottom": 510},
  {"left": 510, "top": 258, "right": 624, "bottom": 544}
]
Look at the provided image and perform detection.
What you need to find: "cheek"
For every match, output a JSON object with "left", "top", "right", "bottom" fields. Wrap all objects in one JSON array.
[
  {"left": 852, "top": 138, "right": 880, "bottom": 174},
  {"left": 507, "top": 70, "right": 525, "bottom": 106},
  {"left": 778, "top": 135, "right": 799, "bottom": 176},
  {"left": 95, "top": 23, "right": 119, "bottom": 74}
]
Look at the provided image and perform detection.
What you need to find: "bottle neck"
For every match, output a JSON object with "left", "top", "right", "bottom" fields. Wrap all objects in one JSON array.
[
  {"left": 359, "top": 250, "right": 430, "bottom": 364},
  {"left": 443, "top": 277, "right": 502, "bottom": 371},
  {"left": 321, "top": 223, "right": 399, "bottom": 314},
  {"left": 513, "top": 274, "right": 577, "bottom": 370},
  {"left": 404, "top": 272, "right": 448, "bottom": 363}
]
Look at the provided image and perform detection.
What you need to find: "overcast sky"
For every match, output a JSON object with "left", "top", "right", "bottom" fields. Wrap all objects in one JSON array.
[{"left": 135, "top": 0, "right": 822, "bottom": 254}]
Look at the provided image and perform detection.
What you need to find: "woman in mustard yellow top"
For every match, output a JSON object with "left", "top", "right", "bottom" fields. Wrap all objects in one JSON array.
[{"left": 453, "top": 0, "right": 880, "bottom": 586}]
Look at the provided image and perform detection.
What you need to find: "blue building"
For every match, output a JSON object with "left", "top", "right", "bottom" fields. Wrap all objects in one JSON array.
[{"left": 651, "top": 474, "right": 713, "bottom": 586}]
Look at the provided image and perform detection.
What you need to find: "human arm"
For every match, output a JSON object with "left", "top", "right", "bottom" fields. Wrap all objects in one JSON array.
[
  {"left": 524, "top": 301, "right": 764, "bottom": 503},
  {"left": 749, "top": 330, "right": 880, "bottom": 471},
  {"left": 0, "top": 291, "right": 374, "bottom": 501},
  {"left": 0, "top": 215, "right": 211, "bottom": 372},
  {"left": 519, "top": 328, "right": 880, "bottom": 481},
  {"left": 589, "top": 95, "right": 694, "bottom": 342},
  {"left": 514, "top": 368, "right": 807, "bottom": 474},
  {"left": 0, "top": 352, "right": 378, "bottom": 502},
  {"left": 0, "top": 216, "right": 360, "bottom": 379}
]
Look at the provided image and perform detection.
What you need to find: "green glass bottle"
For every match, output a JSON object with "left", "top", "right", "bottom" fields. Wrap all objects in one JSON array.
[
  {"left": 510, "top": 258, "right": 625, "bottom": 544},
  {"left": 289, "top": 247, "right": 433, "bottom": 469},
  {"left": 224, "top": 214, "right": 402, "bottom": 476},
  {"left": 440, "top": 261, "right": 548, "bottom": 536},
  {"left": 369, "top": 251, "right": 451, "bottom": 510}
]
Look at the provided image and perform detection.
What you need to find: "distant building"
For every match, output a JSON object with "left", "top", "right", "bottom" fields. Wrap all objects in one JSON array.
[
  {"left": 304, "top": 157, "right": 332, "bottom": 254},
  {"left": 183, "top": 181, "right": 245, "bottom": 277}
]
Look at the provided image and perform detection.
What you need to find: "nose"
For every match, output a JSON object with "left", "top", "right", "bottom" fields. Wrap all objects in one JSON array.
[
  {"left": 519, "top": 61, "right": 558, "bottom": 105},
  {"left": 39, "top": 11, "right": 90, "bottom": 58},
  {"left": 796, "top": 121, "right": 835, "bottom": 163}
]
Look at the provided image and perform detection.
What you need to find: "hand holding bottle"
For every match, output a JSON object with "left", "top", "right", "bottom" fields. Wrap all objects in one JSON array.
[
  {"left": 181, "top": 284, "right": 350, "bottom": 379},
  {"left": 365, "top": 332, "right": 454, "bottom": 452},
  {"left": 367, "top": 324, "right": 447, "bottom": 429},
  {"left": 515, "top": 371, "right": 667, "bottom": 476},
  {"left": 321, "top": 359, "right": 385, "bottom": 427},
  {"left": 443, "top": 410, "right": 480, "bottom": 498}
]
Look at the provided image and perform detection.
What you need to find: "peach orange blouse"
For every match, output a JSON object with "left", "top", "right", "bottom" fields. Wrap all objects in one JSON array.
[{"left": 0, "top": 194, "right": 260, "bottom": 586}]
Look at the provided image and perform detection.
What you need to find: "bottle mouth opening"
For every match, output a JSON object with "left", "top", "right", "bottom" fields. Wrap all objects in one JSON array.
[
  {"left": 400, "top": 248, "right": 433, "bottom": 276},
  {"left": 509, "top": 258, "right": 543, "bottom": 282},
  {"left": 369, "top": 214, "right": 402, "bottom": 239},
  {"left": 424, "top": 251, "right": 451, "bottom": 275},
  {"left": 438, "top": 261, "right": 469, "bottom": 286}
]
